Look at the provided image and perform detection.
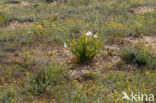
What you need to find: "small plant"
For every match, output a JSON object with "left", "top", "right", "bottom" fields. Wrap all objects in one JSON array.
[
  {"left": 67, "top": 32, "right": 102, "bottom": 63},
  {"left": 122, "top": 46, "right": 156, "bottom": 69}
]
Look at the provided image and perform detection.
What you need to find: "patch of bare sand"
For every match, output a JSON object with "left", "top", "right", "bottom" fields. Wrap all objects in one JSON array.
[
  {"left": 7, "top": 1, "right": 30, "bottom": 7},
  {"left": 131, "top": 6, "right": 156, "bottom": 14},
  {"left": 7, "top": 4, "right": 18, "bottom": 7},
  {"left": 49, "top": 1, "right": 57, "bottom": 6},
  {"left": 0, "top": 20, "right": 33, "bottom": 31},
  {"left": 8, "top": 20, "right": 33, "bottom": 29},
  {"left": 7, "top": 1, "right": 19, "bottom": 7},
  {"left": 21, "top": 2, "right": 30, "bottom": 6},
  {"left": 124, "top": 35, "right": 156, "bottom": 51}
]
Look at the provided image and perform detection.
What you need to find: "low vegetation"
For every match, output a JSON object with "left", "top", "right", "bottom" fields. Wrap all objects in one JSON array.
[{"left": 122, "top": 46, "right": 156, "bottom": 69}]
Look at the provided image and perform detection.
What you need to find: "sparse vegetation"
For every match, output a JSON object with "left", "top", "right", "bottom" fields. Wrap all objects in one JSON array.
[
  {"left": 122, "top": 46, "right": 156, "bottom": 69},
  {"left": 26, "top": 65, "right": 68, "bottom": 95}
]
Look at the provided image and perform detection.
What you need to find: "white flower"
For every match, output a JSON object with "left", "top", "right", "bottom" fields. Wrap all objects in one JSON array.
[
  {"left": 28, "top": 31, "right": 32, "bottom": 34},
  {"left": 86, "top": 31, "right": 92, "bottom": 36},
  {"left": 64, "top": 42, "right": 67, "bottom": 48},
  {"left": 94, "top": 35, "right": 97, "bottom": 38}
]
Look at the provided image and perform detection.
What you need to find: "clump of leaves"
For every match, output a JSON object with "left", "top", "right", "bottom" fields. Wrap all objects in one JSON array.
[
  {"left": 68, "top": 33, "right": 102, "bottom": 63},
  {"left": 122, "top": 46, "right": 156, "bottom": 69}
]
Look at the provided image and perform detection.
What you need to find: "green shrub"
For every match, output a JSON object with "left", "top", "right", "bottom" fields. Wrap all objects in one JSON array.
[
  {"left": 68, "top": 33, "right": 102, "bottom": 63},
  {"left": 122, "top": 46, "right": 156, "bottom": 69}
]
